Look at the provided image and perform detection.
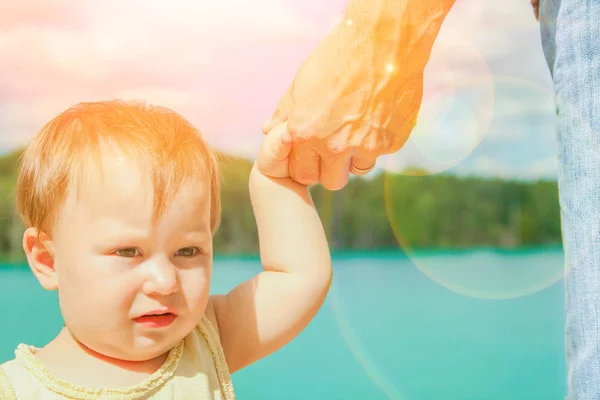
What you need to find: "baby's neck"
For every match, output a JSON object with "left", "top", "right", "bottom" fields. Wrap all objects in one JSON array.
[{"left": 34, "top": 327, "right": 169, "bottom": 388}]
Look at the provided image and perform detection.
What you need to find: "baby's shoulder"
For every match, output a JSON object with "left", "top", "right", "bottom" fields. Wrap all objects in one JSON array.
[
  {"left": 183, "top": 312, "right": 223, "bottom": 359},
  {"left": 0, "top": 356, "right": 23, "bottom": 400},
  {"left": 203, "top": 298, "right": 221, "bottom": 337},
  {"left": 177, "top": 313, "right": 234, "bottom": 399}
]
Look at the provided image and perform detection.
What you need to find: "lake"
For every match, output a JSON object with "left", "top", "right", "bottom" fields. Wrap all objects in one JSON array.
[{"left": 0, "top": 248, "right": 567, "bottom": 399}]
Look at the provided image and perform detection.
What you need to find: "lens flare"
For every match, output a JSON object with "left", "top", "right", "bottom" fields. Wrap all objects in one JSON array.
[
  {"left": 329, "top": 279, "right": 408, "bottom": 400},
  {"left": 382, "top": 76, "right": 569, "bottom": 299},
  {"left": 378, "top": 20, "right": 494, "bottom": 176}
]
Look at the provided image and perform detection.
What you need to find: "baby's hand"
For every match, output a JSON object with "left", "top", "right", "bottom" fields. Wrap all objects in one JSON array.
[{"left": 255, "top": 122, "right": 293, "bottom": 179}]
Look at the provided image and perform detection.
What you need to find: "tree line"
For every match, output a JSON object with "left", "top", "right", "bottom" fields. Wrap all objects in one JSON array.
[{"left": 0, "top": 148, "right": 562, "bottom": 262}]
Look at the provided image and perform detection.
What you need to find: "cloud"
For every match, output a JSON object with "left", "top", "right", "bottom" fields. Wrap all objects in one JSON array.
[
  {"left": 0, "top": 0, "right": 323, "bottom": 98},
  {"left": 0, "top": 0, "right": 333, "bottom": 152},
  {"left": 0, "top": 0, "right": 561, "bottom": 185},
  {"left": 0, "top": 0, "right": 87, "bottom": 30},
  {"left": 389, "top": 0, "right": 559, "bottom": 180},
  {"left": 456, "top": 155, "right": 557, "bottom": 181},
  {"left": 424, "top": 0, "right": 545, "bottom": 86},
  {"left": 528, "top": 158, "right": 558, "bottom": 179},
  {"left": 471, "top": 156, "right": 516, "bottom": 179}
]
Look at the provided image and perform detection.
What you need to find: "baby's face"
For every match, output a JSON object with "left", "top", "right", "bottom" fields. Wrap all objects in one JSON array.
[{"left": 49, "top": 147, "right": 213, "bottom": 362}]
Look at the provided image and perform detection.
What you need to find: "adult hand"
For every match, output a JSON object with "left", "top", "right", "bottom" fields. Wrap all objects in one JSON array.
[{"left": 261, "top": 20, "right": 425, "bottom": 190}]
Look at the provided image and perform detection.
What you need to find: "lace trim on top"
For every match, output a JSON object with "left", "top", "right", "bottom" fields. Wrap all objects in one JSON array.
[
  {"left": 197, "top": 316, "right": 235, "bottom": 399},
  {"left": 14, "top": 338, "right": 184, "bottom": 400},
  {"left": 0, "top": 365, "right": 17, "bottom": 400}
]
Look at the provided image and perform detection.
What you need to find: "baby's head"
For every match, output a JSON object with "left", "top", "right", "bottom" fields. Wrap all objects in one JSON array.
[{"left": 17, "top": 100, "right": 221, "bottom": 362}]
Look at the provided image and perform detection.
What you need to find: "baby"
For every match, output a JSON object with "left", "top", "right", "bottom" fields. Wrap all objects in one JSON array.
[{"left": 0, "top": 100, "right": 332, "bottom": 399}]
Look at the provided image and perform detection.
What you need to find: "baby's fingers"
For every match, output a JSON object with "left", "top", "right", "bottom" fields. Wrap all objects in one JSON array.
[{"left": 256, "top": 122, "right": 293, "bottom": 178}]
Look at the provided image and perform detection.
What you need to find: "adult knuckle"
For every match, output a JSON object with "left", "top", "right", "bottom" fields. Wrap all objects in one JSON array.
[
  {"left": 326, "top": 140, "right": 350, "bottom": 155},
  {"left": 286, "top": 120, "right": 301, "bottom": 137},
  {"left": 361, "top": 139, "right": 380, "bottom": 155},
  {"left": 288, "top": 114, "right": 314, "bottom": 138},
  {"left": 288, "top": 126, "right": 312, "bottom": 144},
  {"left": 387, "top": 133, "right": 408, "bottom": 153}
]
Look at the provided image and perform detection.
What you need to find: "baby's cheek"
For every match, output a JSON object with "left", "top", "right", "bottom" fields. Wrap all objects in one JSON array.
[{"left": 179, "top": 268, "right": 211, "bottom": 307}]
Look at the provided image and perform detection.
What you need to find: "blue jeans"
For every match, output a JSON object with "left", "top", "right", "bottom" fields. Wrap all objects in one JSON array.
[{"left": 540, "top": 0, "right": 600, "bottom": 398}]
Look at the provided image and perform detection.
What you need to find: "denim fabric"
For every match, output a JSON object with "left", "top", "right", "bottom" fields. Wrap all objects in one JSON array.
[{"left": 539, "top": 0, "right": 600, "bottom": 398}]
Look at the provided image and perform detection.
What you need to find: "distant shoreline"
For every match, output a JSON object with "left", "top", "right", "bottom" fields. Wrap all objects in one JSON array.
[{"left": 0, "top": 244, "right": 565, "bottom": 267}]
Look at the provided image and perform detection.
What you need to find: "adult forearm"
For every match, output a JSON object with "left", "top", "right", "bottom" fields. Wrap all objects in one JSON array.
[{"left": 344, "top": 0, "right": 456, "bottom": 72}]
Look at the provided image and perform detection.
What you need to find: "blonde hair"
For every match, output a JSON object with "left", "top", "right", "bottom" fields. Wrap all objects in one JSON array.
[{"left": 16, "top": 99, "right": 221, "bottom": 239}]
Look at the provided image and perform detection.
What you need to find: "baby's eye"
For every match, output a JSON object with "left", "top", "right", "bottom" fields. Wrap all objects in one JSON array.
[
  {"left": 116, "top": 248, "right": 139, "bottom": 258},
  {"left": 176, "top": 247, "right": 199, "bottom": 257}
]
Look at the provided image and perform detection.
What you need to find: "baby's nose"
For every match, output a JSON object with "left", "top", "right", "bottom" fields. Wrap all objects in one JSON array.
[{"left": 144, "top": 260, "right": 179, "bottom": 295}]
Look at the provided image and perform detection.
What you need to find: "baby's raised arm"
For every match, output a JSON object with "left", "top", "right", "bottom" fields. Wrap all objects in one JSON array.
[{"left": 208, "top": 124, "right": 332, "bottom": 373}]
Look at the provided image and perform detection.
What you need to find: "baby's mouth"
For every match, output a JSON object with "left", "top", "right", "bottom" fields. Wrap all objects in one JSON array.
[
  {"left": 133, "top": 310, "right": 177, "bottom": 328},
  {"left": 145, "top": 311, "right": 173, "bottom": 317}
]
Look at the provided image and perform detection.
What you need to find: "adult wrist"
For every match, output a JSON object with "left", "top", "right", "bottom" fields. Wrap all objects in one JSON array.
[{"left": 343, "top": 0, "right": 455, "bottom": 74}]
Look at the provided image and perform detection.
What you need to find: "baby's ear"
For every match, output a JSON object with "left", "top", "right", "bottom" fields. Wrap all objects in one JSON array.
[{"left": 23, "top": 227, "right": 58, "bottom": 290}]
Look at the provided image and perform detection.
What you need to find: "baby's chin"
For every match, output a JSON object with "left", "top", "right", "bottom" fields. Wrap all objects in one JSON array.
[
  {"left": 130, "top": 333, "right": 184, "bottom": 359},
  {"left": 73, "top": 324, "right": 189, "bottom": 364}
]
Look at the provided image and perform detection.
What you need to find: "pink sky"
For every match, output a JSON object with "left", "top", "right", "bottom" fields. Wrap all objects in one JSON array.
[
  {"left": 0, "top": 0, "right": 348, "bottom": 154},
  {"left": 0, "top": 0, "right": 556, "bottom": 178}
]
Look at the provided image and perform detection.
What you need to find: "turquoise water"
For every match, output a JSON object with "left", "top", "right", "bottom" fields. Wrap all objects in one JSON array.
[{"left": 0, "top": 249, "right": 567, "bottom": 399}]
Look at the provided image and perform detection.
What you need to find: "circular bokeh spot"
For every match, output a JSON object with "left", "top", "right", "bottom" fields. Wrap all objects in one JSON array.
[
  {"left": 384, "top": 76, "right": 565, "bottom": 299},
  {"left": 378, "top": 19, "right": 495, "bottom": 176}
]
